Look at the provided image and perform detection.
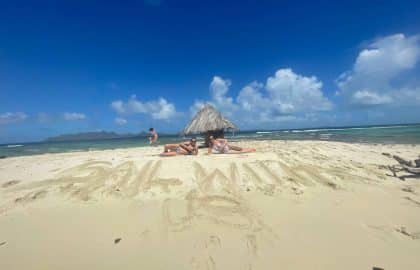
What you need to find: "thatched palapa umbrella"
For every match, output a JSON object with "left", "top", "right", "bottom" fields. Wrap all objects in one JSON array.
[{"left": 183, "top": 104, "right": 238, "bottom": 146}]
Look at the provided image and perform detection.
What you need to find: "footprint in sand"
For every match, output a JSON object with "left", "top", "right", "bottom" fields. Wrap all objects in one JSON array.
[
  {"left": 402, "top": 186, "right": 415, "bottom": 193},
  {"left": 395, "top": 226, "right": 420, "bottom": 240},
  {"left": 14, "top": 190, "right": 48, "bottom": 204},
  {"left": 1, "top": 180, "right": 20, "bottom": 188},
  {"left": 404, "top": 196, "right": 420, "bottom": 207},
  {"left": 246, "top": 234, "right": 258, "bottom": 257},
  {"left": 190, "top": 255, "right": 216, "bottom": 270},
  {"left": 208, "top": 235, "right": 221, "bottom": 248}
]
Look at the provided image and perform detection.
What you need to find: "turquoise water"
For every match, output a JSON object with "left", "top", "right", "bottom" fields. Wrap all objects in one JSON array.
[{"left": 1, "top": 124, "right": 419, "bottom": 158}]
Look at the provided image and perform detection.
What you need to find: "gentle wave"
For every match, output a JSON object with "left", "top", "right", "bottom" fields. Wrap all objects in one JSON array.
[
  {"left": 6, "top": 144, "right": 24, "bottom": 148},
  {"left": 256, "top": 131, "right": 282, "bottom": 134},
  {"left": 256, "top": 124, "right": 419, "bottom": 134}
]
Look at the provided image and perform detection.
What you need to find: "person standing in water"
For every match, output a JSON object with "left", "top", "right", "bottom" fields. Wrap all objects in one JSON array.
[{"left": 149, "top": 128, "right": 158, "bottom": 146}]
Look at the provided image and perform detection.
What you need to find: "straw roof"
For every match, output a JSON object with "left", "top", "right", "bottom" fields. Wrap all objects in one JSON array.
[{"left": 183, "top": 105, "right": 238, "bottom": 134}]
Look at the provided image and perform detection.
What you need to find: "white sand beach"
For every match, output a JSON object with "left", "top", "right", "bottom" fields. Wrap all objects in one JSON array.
[{"left": 1, "top": 140, "right": 420, "bottom": 270}]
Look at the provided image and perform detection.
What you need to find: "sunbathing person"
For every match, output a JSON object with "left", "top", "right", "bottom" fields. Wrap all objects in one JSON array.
[
  {"left": 208, "top": 136, "right": 256, "bottom": 154},
  {"left": 160, "top": 138, "right": 198, "bottom": 157}
]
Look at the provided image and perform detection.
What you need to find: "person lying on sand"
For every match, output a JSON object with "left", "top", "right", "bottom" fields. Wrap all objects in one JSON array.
[
  {"left": 160, "top": 138, "right": 198, "bottom": 157},
  {"left": 208, "top": 135, "right": 256, "bottom": 154}
]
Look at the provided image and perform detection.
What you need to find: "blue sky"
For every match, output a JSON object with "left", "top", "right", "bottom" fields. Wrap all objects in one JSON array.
[{"left": 1, "top": 0, "right": 420, "bottom": 143}]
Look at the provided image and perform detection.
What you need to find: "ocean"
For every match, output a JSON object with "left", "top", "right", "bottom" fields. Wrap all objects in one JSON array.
[{"left": 1, "top": 124, "right": 419, "bottom": 158}]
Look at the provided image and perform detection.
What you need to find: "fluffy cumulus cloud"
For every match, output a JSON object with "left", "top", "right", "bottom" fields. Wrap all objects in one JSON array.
[
  {"left": 191, "top": 76, "right": 238, "bottom": 116},
  {"left": 115, "top": 117, "right": 127, "bottom": 125},
  {"left": 265, "top": 69, "right": 332, "bottom": 112},
  {"left": 111, "top": 95, "right": 177, "bottom": 120},
  {"left": 63, "top": 112, "right": 86, "bottom": 121},
  {"left": 0, "top": 112, "right": 28, "bottom": 124},
  {"left": 209, "top": 76, "right": 238, "bottom": 112},
  {"left": 192, "top": 69, "right": 332, "bottom": 126},
  {"left": 337, "top": 33, "right": 420, "bottom": 106}
]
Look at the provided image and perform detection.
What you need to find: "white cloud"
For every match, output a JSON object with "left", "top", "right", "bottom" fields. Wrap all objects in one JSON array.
[
  {"left": 190, "top": 69, "right": 332, "bottom": 126},
  {"left": 351, "top": 90, "right": 392, "bottom": 105},
  {"left": 63, "top": 112, "right": 86, "bottom": 121},
  {"left": 111, "top": 95, "right": 177, "bottom": 120},
  {"left": 189, "top": 100, "right": 206, "bottom": 116},
  {"left": 150, "top": 98, "right": 176, "bottom": 120},
  {"left": 111, "top": 100, "right": 125, "bottom": 113},
  {"left": 354, "top": 34, "right": 419, "bottom": 75},
  {"left": 337, "top": 33, "right": 420, "bottom": 106},
  {"left": 208, "top": 76, "right": 238, "bottom": 113},
  {"left": 115, "top": 117, "right": 127, "bottom": 125},
  {"left": 0, "top": 112, "right": 28, "bottom": 124},
  {"left": 265, "top": 68, "right": 332, "bottom": 112},
  {"left": 190, "top": 76, "right": 237, "bottom": 117}
]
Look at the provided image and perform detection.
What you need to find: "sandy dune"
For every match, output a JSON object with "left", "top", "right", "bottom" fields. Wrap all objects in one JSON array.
[{"left": 0, "top": 140, "right": 420, "bottom": 269}]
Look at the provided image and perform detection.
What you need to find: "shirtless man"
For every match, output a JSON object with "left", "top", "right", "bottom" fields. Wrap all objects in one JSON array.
[
  {"left": 149, "top": 128, "right": 158, "bottom": 146},
  {"left": 160, "top": 138, "right": 198, "bottom": 157}
]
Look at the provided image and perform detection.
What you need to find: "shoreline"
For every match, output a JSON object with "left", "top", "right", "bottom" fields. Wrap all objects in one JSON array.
[{"left": 1, "top": 139, "right": 420, "bottom": 159}]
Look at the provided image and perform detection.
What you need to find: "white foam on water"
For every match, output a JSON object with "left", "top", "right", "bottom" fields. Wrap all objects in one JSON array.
[
  {"left": 256, "top": 131, "right": 282, "bottom": 134},
  {"left": 287, "top": 125, "right": 417, "bottom": 134},
  {"left": 6, "top": 144, "right": 23, "bottom": 148},
  {"left": 256, "top": 125, "right": 416, "bottom": 135}
]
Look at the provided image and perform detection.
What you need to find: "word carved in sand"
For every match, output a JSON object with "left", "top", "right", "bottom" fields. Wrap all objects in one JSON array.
[
  {"left": 0, "top": 157, "right": 381, "bottom": 216},
  {"left": 0, "top": 160, "right": 182, "bottom": 213}
]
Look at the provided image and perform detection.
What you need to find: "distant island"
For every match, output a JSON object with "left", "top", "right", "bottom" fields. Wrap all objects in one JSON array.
[{"left": 44, "top": 131, "right": 146, "bottom": 142}]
